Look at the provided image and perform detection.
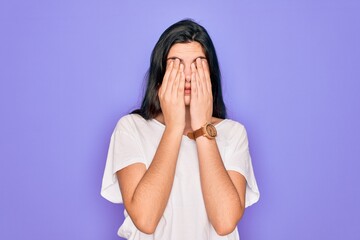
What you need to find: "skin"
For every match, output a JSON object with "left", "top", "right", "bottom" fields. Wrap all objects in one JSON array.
[{"left": 117, "top": 42, "right": 247, "bottom": 235}]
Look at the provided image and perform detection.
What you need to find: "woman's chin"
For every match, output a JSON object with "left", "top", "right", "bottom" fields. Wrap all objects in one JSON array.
[{"left": 184, "top": 95, "right": 191, "bottom": 106}]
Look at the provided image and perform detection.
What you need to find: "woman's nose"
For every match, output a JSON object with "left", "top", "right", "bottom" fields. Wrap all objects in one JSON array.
[{"left": 184, "top": 65, "right": 191, "bottom": 82}]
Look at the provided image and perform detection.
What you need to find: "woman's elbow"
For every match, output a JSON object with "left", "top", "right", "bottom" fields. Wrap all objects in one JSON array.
[
  {"left": 131, "top": 214, "right": 159, "bottom": 235},
  {"left": 214, "top": 209, "right": 244, "bottom": 236},
  {"left": 213, "top": 221, "right": 237, "bottom": 236},
  {"left": 136, "top": 223, "right": 157, "bottom": 235}
]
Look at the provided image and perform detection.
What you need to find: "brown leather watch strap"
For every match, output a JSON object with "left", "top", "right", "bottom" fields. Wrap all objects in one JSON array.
[
  {"left": 193, "top": 128, "right": 205, "bottom": 139},
  {"left": 187, "top": 131, "right": 195, "bottom": 140},
  {"left": 187, "top": 128, "right": 204, "bottom": 140}
]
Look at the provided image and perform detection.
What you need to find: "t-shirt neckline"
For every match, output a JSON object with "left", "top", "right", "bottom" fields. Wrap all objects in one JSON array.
[{"left": 151, "top": 118, "right": 228, "bottom": 130}]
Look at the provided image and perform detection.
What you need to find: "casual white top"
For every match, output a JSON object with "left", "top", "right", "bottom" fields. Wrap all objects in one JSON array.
[{"left": 101, "top": 114, "right": 260, "bottom": 240}]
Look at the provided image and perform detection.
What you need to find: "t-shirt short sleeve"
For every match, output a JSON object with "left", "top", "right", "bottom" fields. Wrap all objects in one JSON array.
[
  {"left": 100, "top": 116, "right": 146, "bottom": 204},
  {"left": 222, "top": 122, "right": 260, "bottom": 208}
]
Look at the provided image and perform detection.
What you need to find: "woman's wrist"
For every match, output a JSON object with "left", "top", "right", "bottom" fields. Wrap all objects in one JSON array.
[
  {"left": 191, "top": 118, "right": 211, "bottom": 131},
  {"left": 164, "top": 125, "right": 184, "bottom": 136}
]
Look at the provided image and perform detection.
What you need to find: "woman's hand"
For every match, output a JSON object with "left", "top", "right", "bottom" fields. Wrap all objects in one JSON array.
[
  {"left": 190, "top": 58, "right": 213, "bottom": 130},
  {"left": 118, "top": 58, "right": 186, "bottom": 234},
  {"left": 158, "top": 58, "right": 186, "bottom": 131}
]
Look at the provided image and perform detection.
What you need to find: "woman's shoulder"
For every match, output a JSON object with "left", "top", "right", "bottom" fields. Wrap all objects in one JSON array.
[
  {"left": 215, "top": 118, "right": 248, "bottom": 141},
  {"left": 214, "top": 117, "right": 245, "bottom": 130},
  {"left": 114, "top": 114, "right": 148, "bottom": 132},
  {"left": 117, "top": 113, "right": 145, "bottom": 123}
]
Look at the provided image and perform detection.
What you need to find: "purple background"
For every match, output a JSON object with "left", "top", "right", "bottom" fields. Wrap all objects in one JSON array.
[{"left": 1, "top": 0, "right": 359, "bottom": 239}]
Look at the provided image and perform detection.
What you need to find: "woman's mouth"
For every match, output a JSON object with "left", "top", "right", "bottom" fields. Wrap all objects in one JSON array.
[{"left": 184, "top": 88, "right": 191, "bottom": 95}]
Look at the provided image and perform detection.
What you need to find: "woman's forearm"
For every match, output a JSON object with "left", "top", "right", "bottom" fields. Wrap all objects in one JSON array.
[
  {"left": 117, "top": 127, "right": 183, "bottom": 234},
  {"left": 196, "top": 137, "right": 245, "bottom": 236}
]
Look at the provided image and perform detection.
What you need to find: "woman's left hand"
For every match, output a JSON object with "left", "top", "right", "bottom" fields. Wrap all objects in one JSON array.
[{"left": 190, "top": 58, "right": 213, "bottom": 130}]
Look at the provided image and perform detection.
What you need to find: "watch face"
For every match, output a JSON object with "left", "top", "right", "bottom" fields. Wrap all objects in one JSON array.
[{"left": 206, "top": 124, "right": 217, "bottom": 138}]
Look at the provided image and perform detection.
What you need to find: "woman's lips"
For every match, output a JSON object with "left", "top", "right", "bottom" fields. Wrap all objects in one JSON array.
[{"left": 184, "top": 88, "right": 191, "bottom": 95}]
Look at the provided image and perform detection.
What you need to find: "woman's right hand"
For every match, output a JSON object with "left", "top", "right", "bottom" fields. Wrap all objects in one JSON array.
[
  {"left": 118, "top": 59, "right": 186, "bottom": 234},
  {"left": 158, "top": 58, "right": 186, "bottom": 131}
]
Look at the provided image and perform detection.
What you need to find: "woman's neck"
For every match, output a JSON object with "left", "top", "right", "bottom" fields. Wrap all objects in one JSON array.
[
  {"left": 184, "top": 107, "right": 192, "bottom": 134},
  {"left": 154, "top": 107, "right": 222, "bottom": 135}
]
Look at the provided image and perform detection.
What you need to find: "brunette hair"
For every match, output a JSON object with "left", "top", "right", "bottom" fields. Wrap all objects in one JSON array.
[{"left": 132, "top": 19, "right": 227, "bottom": 119}]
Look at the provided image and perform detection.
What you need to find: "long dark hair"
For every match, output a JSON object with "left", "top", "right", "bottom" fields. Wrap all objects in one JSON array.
[{"left": 132, "top": 19, "right": 227, "bottom": 119}]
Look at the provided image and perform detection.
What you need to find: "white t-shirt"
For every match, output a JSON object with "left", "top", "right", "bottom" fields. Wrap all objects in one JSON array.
[{"left": 101, "top": 114, "right": 260, "bottom": 239}]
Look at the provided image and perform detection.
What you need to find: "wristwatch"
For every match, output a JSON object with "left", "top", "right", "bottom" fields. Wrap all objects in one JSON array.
[{"left": 187, "top": 123, "right": 217, "bottom": 140}]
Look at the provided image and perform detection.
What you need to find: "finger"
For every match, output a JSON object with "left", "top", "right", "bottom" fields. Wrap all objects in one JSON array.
[
  {"left": 166, "top": 58, "right": 180, "bottom": 95},
  {"left": 202, "top": 59, "right": 212, "bottom": 94},
  {"left": 196, "top": 58, "right": 206, "bottom": 84},
  {"left": 194, "top": 59, "right": 203, "bottom": 95},
  {"left": 190, "top": 63, "right": 197, "bottom": 98},
  {"left": 160, "top": 60, "right": 174, "bottom": 96},
  {"left": 172, "top": 63, "right": 183, "bottom": 94},
  {"left": 178, "top": 64, "right": 185, "bottom": 98},
  {"left": 169, "top": 59, "right": 180, "bottom": 83}
]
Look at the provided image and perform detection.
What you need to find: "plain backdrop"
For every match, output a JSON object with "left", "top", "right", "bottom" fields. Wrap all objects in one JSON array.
[{"left": 1, "top": 0, "right": 359, "bottom": 239}]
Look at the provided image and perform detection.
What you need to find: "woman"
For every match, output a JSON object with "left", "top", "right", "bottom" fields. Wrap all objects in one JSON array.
[{"left": 101, "top": 19, "right": 259, "bottom": 239}]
